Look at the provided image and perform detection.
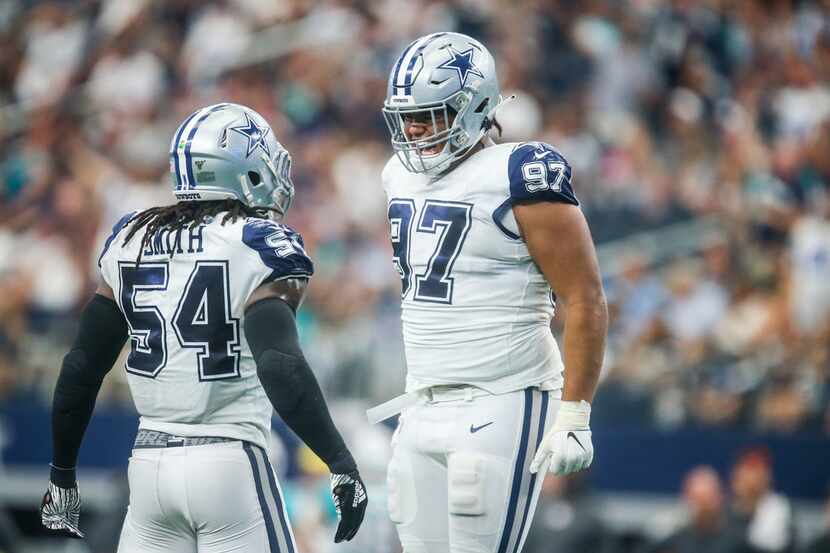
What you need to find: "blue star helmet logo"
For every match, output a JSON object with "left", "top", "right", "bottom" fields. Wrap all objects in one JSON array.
[
  {"left": 229, "top": 113, "right": 271, "bottom": 158},
  {"left": 437, "top": 46, "right": 485, "bottom": 88}
]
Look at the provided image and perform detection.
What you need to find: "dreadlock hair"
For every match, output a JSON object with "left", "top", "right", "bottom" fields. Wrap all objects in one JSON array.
[{"left": 123, "top": 199, "right": 277, "bottom": 264}]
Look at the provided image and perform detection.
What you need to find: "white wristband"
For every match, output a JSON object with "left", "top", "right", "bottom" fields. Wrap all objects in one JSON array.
[{"left": 551, "top": 400, "right": 591, "bottom": 431}]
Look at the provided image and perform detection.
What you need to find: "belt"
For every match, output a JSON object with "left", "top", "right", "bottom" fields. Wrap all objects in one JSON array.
[
  {"left": 366, "top": 385, "right": 492, "bottom": 424},
  {"left": 367, "top": 382, "right": 562, "bottom": 424},
  {"left": 134, "top": 429, "right": 238, "bottom": 449},
  {"left": 423, "top": 384, "right": 492, "bottom": 403}
]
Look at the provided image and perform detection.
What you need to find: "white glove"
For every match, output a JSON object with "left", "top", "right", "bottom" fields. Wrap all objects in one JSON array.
[
  {"left": 41, "top": 481, "right": 85, "bottom": 538},
  {"left": 529, "top": 400, "right": 594, "bottom": 475}
]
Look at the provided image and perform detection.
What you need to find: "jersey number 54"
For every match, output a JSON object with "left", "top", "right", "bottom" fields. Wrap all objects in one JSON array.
[{"left": 117, "top": 260, "right": 241, "bottom": 380}]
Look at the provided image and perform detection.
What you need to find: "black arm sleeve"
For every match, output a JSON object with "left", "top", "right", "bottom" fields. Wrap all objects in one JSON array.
[
  {"left": 244, "top": 298, "right": 356, "bottom": 474},
  {"left": 51, "top": 294, "right": 128, "bottom": 486}
]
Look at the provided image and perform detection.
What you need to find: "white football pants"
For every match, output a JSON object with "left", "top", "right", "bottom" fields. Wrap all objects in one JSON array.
[
  {"left": 117, "top": 441, "right": 297, "bottom": 553},
  {"left": 387, "top": 387, "right": 558, "bottom": 553}
]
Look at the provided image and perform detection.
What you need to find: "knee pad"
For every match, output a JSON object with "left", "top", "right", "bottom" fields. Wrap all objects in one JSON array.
[{"left": 447, "top": 452, "right": 487, "bottom": 516}]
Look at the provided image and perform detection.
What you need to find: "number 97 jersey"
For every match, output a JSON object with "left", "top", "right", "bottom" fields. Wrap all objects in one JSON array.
[
  {"left": 97, "top": 214, "right": 313, "bottom": 451},
  {"left": 382, "top": 142, "right": 578, "bottom": 394}
]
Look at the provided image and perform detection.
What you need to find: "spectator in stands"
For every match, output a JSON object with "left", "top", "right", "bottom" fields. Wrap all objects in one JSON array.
[
  {"left": 651, "top": 466, "right": 747, "bottom": 553},
  {"left": 524, "top": 472, "right": 612, "bottom": 553},
  {"left": 728, "top": 448, "right": 795, "bottom": 553}
]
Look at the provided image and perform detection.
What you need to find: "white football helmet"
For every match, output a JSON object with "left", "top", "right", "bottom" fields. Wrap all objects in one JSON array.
[
  {"left": 382, "top": 32, "right": 504, "bottom": 176},
  {"left": 169, "top": 103, "right": 293, "bottom": 219}
]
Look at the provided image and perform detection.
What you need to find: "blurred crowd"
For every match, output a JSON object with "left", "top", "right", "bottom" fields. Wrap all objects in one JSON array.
[
  {"left": 526, "top": 448, "right": 830, "bottom": 553},
  {"left": 1, "top": 0, "right": 830, "bottom": 551},
  {"left": 1, "top": 0, "right": 830, "bottom": 447}
]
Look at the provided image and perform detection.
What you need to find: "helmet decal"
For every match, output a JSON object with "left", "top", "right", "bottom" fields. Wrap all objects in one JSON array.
[
  {"left": 229, "top": 112, "right": 271, "bottom": 158},
  {"left": 436, "top": 46, "right": 484, "bottom": 88}
]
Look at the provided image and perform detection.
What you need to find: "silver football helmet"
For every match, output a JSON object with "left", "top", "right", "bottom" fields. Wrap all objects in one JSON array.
[
  {"left": 169, "top": 103, "right": 293, "bottom": 219},
  {"left": 383, "top": 32, "right": 503, "bottom": 176}
]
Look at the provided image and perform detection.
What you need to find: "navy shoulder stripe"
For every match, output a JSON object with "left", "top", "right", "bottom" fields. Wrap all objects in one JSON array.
[
  {"left": 242, "top": 219, "right": 313, "bottom": 283},
  {"left": 98, "top": 211, "right": 137, "bottom": 268},
  {"left": 507, "top": 142, "right": 578, "bottom": 206}
]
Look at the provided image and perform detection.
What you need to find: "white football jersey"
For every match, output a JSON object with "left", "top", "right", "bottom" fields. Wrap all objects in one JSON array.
[
  {"left": 382, "top": 141, "right": 580, "bottom": 394},
  {"left": 98, "top": 212, "right": 313, "bottom": 450}
]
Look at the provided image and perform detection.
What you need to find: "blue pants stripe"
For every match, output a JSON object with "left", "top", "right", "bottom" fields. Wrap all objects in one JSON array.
[
  {"left": 243, "top": 442, "right": 281, "bottom": 553},
  {"left": 497, "top": 388, "right": 534, "bottom": 553},
  {"left": 261, "top": 447, "right": 296, "bottom": 553},
  {"left": 512, "top": 390, "right": 550, "bottom": 553}
]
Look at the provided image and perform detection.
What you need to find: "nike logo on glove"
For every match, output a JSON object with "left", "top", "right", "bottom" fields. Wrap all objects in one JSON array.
[
  {"left": 567, "top": 431, "right": 586, "bottom": 451},
  {"left": 470, "top": 422, "right": 494, "bottom": 433}
]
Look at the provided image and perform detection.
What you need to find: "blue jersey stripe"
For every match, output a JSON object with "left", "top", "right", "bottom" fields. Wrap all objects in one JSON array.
[
  {"left": 243, "top": 443, "right": 281, "bottom": 553},
  {"left": 497, "top": 388, "right": 533, "bottom": 553},
  {"left": 97, "top": 211, "right": 137, "bottom": 268},
  {"left": 403, "top": 33, "right": 446, "bottom": 95},
  {"left": 172, "top": 111, "right": 200, "bottom": 190},
  {"left": 183, "top": 103, "right": 229, "bottom": 190},
  {"left": 491, "top": 198, "right": 521, "bottom": 240},
  {"left": 512, "top": 390, "right": 550, "bottom": 553}
]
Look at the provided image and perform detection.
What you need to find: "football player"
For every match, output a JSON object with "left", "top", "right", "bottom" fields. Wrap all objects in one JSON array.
[
  {"left": 375, "top": 33, "right": 608, "bottom": 553},
  {"left": 40, "top": 103, "right": 367, "bottom": 552}
]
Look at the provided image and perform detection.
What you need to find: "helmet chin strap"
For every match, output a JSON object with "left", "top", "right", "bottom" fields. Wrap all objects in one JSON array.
[
  {"left": 470, "top": 94, "right": 517, "bottom": 149},
  {"left": 485, "top": 93, "right": 516, "bottom": 130}
]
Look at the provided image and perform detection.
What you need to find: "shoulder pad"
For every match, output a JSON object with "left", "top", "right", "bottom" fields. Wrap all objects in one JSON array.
[
  {"left": 97, "top": 211, "right": 137, "bottom": 268},
  {"left": 242, "top": 218, "right": 314, "bottom": 283},
  {"left": 508, "top": 142, "right": 578, "bottom": 206}
]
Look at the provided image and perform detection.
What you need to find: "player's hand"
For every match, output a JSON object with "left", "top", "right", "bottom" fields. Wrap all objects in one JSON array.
[
  {"left": 530, "top": 400, "right": 594, "bottom": 476},
  {"left": 41, "top": 481, "right": 85, "bottom": 539},
  {"left": 330, "top": 470, "right": 368, "bottom": 543}
]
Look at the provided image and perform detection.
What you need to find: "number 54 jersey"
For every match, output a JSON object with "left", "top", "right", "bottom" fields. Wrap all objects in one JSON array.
[
  {"left": 98, "top": 214, "right": 313, "bottom": 451},
  {"left": 382, "top": 142, "right": 579, "bottom": 394}
]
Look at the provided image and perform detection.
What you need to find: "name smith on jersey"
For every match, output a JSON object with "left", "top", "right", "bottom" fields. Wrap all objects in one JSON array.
[{"left": 142, "top": 224, "right": 206, "bottom": 258}]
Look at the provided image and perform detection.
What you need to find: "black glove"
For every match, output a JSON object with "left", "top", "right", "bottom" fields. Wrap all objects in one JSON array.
[
  {"left": 330, "top": 470, "right": 368, "bottom": 543},
  {"left": 40, "top": 468, "right": 85, "bottom": 539}
]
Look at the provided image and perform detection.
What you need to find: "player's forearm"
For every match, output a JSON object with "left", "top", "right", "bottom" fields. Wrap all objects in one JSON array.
[
  {"left": 51, "top": 295, "right": 127, "bottom": 480},
  {"left": 259, "top": 354, "right": 356, "bottom": 474},
  {"left": 244, "top": 298, "right": 357, "bottom": 474},
  {"left": 560, "top": 294, "right": 608, "bottom": 403},
  {"left": 51, "top": 358, "right": 105, "bottom": 481}
]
